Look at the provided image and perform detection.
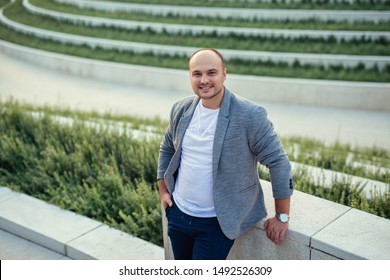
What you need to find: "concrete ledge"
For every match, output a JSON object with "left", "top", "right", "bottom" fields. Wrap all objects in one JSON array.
[
  {"left": 162, "top": 180, "right": 390, "bottom": 260},
  {"left": 25, "top": 0, "right": 390, "bottom": 41},
  {"left": 54, "top": 0, "right": 390, "bottom": 23},
  {"left": 2, "top": 8, "right": 389, "bottom": 69},
  {"left": 0, "top": 187, "right": 164, "bottom": 260},
  {"left": 0, "top": 229, "right": 71, "bottom": 260},
  {"left": 311, "top": 208, "right": 390, "bottom": 259},
  {"left": 0, "top": 40, "right": 389, "bottom": 111}
]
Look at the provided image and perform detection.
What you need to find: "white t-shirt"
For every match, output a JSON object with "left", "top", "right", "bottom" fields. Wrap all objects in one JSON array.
[{"left": 173, "top": 101, "right": 220, "bottom": 217}]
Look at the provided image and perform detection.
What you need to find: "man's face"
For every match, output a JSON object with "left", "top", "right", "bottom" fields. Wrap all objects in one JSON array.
[{"left": 189, "top": 50, "right": 226, "bottom": 108}]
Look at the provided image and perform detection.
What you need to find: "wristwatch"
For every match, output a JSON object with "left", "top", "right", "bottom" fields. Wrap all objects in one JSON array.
[{"left": 275, "top": 213, "right": 289, "bottom": 223}]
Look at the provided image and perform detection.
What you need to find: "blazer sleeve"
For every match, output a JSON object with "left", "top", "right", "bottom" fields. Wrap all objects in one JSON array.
[
  {"left": 157, "top": 105, "right": 176, "bottom": 180},
  {"left": 248, "top": 106, "right": 294, "bottom": 199}
]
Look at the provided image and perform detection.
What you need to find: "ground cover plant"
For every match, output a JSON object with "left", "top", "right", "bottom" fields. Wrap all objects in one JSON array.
[
  {"left": 101, "top": 0, "right": 390, "bottom": 10},
  {"left": 2, "top": 0, "right": 390, "bottom": 82},
  {"left": 1, "top": 11, "right": 389, "bottom": 82},
  {"left": 30, "top": 0, "right": 390, "bottom": 31},
  {"left": 0, "top": 101, "right": 388, "bottom": 246},
  {"left": 8, "top": 0, "right": 390, "bottom": 56},
  {"left": 1, "top": 21, "right": 388, "bottom": 82}
]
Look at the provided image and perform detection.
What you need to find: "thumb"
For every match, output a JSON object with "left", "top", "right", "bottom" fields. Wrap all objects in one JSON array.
[
  {"left": 264, "top": 219, "right": 269, "bottom": 230},
  {"left": 164, "top": 194, "right": 173, "bottom": 207},
  {"left": 167, "top": 198, "right": 173, "bottom": 207}
]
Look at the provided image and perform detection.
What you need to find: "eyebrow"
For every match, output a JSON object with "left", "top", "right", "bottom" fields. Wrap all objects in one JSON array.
[{"left": 191, "top": 68, "right": 219, "bottom": 73}]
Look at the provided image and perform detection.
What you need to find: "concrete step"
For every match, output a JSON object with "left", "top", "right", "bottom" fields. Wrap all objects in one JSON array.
[{"left": 0, "top": 186, "right": 164, "bottom": 260}]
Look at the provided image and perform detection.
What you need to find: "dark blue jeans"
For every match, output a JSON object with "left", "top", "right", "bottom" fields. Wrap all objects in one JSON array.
[{"left": 165, "top": 197, "right": 234, "bottom": 260}]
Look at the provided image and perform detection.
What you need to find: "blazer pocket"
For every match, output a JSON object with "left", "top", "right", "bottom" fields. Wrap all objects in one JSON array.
[
  {"left": 236, "top": 183, "right": 259, "bottom": 194},
  {"left": 223, "top": 136, "right": 242, "bottom": 146}
]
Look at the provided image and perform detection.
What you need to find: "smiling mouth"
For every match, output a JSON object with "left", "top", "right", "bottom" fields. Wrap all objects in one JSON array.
[{"left": 199, "top": 85, "right": 213, "bottom": 91}]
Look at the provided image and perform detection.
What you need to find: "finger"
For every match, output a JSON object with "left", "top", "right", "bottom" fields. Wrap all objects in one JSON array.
[
  {"left": 166, "top": 197, "right": 173, "bottom": 207},
  {"left": 265, "top": 227, "right": 272, "bottom": 240},
  {"left": 275, "top": 229, "right": 287, "bottom": 244},
  {"left": 264, "top": 219, "right": 269, "bottom": 231}
]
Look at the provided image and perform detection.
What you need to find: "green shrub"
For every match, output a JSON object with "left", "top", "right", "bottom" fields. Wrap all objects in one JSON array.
[{"left": 0, "top": 101, "right": 164, "bottom": 245}]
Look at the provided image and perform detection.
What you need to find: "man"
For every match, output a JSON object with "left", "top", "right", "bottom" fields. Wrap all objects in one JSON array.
[{"left": 157, "top": 48, "right": 293, "bottom": 260}]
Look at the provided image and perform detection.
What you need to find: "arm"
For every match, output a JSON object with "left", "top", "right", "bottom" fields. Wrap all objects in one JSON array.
[
  {"left": 248, "top": 106, "right": 293, "bottom": 245},
  {"left": 157, "top": 103, "right": 179, "bottom": 208}
]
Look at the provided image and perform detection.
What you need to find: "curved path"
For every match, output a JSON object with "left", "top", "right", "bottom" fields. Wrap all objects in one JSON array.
[
  {"left": 55, "top": 0, "right": 390, "bottom": 22},
  {"left": 1, "top": 50, "right": 389, "bottom": 151},
  {"left": 25, "top": 0, "right": 390, "bottom": 41}
]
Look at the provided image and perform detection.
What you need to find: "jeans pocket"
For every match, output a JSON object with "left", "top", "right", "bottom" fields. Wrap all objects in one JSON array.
[{"left": 165, "top": 204, "right": 173, "bottom": 216}]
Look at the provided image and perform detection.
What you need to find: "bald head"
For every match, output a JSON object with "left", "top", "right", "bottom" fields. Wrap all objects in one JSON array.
[{"left": 189, "top": 48, "right": 225, "bottom": 70}]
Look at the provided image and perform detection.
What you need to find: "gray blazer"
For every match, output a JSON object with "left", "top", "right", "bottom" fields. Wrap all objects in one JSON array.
[{"left": 158, "top": 88, "right": 293, "bottom": 240}]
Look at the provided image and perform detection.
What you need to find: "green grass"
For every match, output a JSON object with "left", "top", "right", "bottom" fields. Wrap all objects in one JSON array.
[
  {"left": 31, "top": 0, "right": 390, "bottom": 31},
  {"left": 0, "top": 0, "right": 9, "bottom": 8},
  {"left": 105, "top": 0, "right": 390, "bottom": 10},
  {"left": 282, "top": 136, "right": 390, "bottom": 183},
  {"left": 1, "top": 20, "right": 389, "bottom": 82},
  {"left": 8, "top": 1, "right": 390, "bottom": 56},
  {"left": 2, "top": 0, "right": 390, "bottom": 82}
]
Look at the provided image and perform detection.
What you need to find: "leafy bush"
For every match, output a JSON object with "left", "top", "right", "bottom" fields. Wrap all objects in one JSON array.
[{"left": 0, "top": 101, "right": 164, "bottom": 245}]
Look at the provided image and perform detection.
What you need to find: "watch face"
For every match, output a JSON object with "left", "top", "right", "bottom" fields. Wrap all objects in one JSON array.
[{"left": 278, "top": 214, "right": 289, "bottom": 223}]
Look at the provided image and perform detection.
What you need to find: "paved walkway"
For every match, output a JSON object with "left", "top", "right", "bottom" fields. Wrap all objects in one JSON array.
[{"left": 1, "top": 52, "right": 389, "bottom": 150}]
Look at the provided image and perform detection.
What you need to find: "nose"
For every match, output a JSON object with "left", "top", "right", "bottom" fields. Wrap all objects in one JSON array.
[{"left": 200, "top": 74, "right": 208, "bottom": 84}]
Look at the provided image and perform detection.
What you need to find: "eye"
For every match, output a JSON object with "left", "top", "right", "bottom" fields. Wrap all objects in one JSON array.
[{"left": 208, "top": 71, "right": 217, "bottom": 76}]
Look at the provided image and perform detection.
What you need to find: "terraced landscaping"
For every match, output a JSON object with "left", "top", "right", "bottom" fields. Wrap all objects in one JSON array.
[
  {"left": 100, "top": 0, "right": 390, "bottom": 10},
  {"left": 1, "top": 0, "right": 389, "bottom": 82}
]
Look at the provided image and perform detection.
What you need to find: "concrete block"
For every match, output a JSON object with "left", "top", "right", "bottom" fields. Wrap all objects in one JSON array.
[
  {"left": 226, "top": 181, "right": 349, "bottom": 259},
  {"left": 0, "top": 191, "right": 101, "bottom": 255},
  {"left": 0, "top": 186, "right": 19, "bottom": 202},
  {"left": 227, "top": 223, "right": 310, "bottom": 259},
  {"left": 66, "top": 224, "right": 164, "bottom": 260},
  {"left": 0, "top": 229, "right": 71, "bottom": 260},
  {"left": 261, "top": 180, "right": 351, "bottom": 247},
  {"left": 312, "top": 208, "right": 390, "bottom": 259},
  {"left": 310, "top": 248, "right": 341, "bottom": 260}
]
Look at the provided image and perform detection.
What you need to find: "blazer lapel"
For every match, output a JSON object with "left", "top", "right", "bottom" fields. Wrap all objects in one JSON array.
[
  {"left": 166, "top": 97, "right": 199, "bottom": 191},
  {"left": 175, "top": 96, "right": 199, "bottom": 150},
  {"left": 212, "top": 88, "right": 232, "bottom": 184}
]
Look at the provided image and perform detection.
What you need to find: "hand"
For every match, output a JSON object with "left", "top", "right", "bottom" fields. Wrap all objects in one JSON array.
[
  {"left": 264, "top": 217, "right": 289, "bottom": 245},
  {"left": 157, "top": 179, "right": 172, "bottom": 209},
  {"left": 161, "top": 192, "right": 173, "bottom": 210}
]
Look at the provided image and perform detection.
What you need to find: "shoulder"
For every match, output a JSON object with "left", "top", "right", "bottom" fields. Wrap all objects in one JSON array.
[
  {"left": 172, "top": 95, "right": 195, "bottom": 109},
  {"left": 170, "top": 95, "right": 196, "bottom": 119},
  {"left": 228, "top": 90, "right": 268, "bottom": 120}
]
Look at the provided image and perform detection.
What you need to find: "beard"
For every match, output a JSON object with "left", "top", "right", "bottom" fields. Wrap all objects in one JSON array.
[{"left": 195, "top": 84, "right": 224, "bottom": 100}]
